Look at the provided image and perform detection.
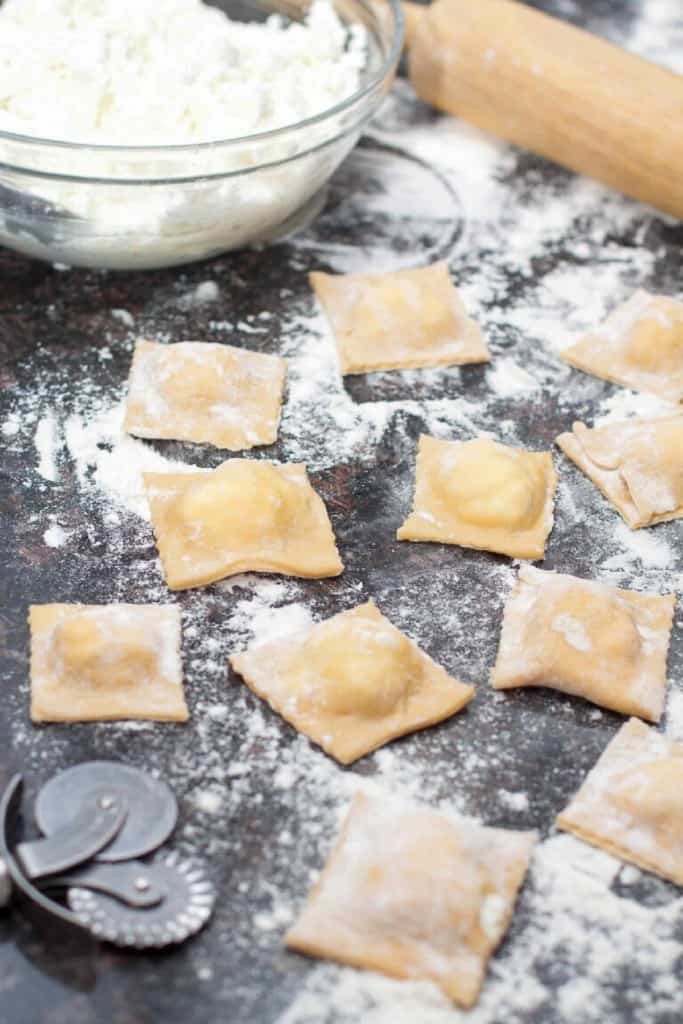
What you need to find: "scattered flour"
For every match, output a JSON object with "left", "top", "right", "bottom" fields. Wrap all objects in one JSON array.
[
  {"left": 665, "top": 689, "right": 683, "bottom": 742},
  {"left": 43, "top": 520, "right": 69, "bottom": 548},
  {"left": 600, "top": 521, "right": 674, "bottom": 573},
  {"left": 192, "top": 281, "right": 220, "bottom": 304},
  {"left": 498, "top": 790, "right": 530, "bottom": 814},
  {"left": 1, "top": 412, "right": 20, "bottom": 437},
  {"left": 34, "top": 411, "right": 61, "bottom": 482},
  {"left": 111, "top": 308, "right": 135, "bottom": 328},
  {"left": 596, "top": 389, "right": 679, "bottom": 425},
  {"left": 64, "top": 400, "right": 199, "bottom": 519},
  {"left": 486, "top": 358, "right": 539, "bottom": 398}
]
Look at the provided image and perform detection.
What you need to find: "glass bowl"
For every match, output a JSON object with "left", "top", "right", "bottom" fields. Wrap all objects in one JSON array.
[{"left": 0, "top": 0, "right": 403, "bottom": 270}]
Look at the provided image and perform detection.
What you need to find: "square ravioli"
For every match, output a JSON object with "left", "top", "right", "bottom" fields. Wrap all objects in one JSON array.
[
  {"left": 491, "top": 566, "right": 676, "bottom": 721},
  {"left": 557, "top": 718, "right": 683, "bottom": 886},
  {"left": 144, "top": 459, "right": 343, "bottom": 591},
  {"left": 124, "top": 338, "right": 286, "bottom": 450},
  {"left": 397, "top": 435, "right": 557, "bottom": 559},
  {"left": 229, "top": 600, "right": 474, "bottom": 764},
  {"left": 29, "top": 604, "right": 188, "bottom": 723},
  {"left": 285, "top": 793, "right": 535, "bottom": 1007},
  {"left": 557, "top": 415, "right": 683, "bottom": 529},
  {"left": 560, "top": 290, "right": 683, "bottom": 402},
  {"left": 310, "top": 261, "right": 490, "bottom": 375}
]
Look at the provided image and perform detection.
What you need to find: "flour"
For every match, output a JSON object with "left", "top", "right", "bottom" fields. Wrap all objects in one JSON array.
[
  {"left": 111, "top": 309, "right": 135, "bottom": 328},
  {"left": 34, "top": 411, "right": 60, "bottom": 482},
  {"left": 600, "top": 521, "right": 675, "bottom": 573},
  {"left": 0, "top": 0, "right": 368, "bottom": 267},
  {"left": 1, "top": 412, "right": 21, "bottom": 438},
  {"left": 64, "top": 400, "right": 200, "bottom": 520},
  {"left": 665, "top": 689, "right": 683, "bottom": 742},
  {"left": 43, "top": 521, "right": 69, "bottom": 549},
  {"left": 486, "top": 358, "right": 539, "bottom": 398},
  {"left": 0, "top": 0, "right": 366, "bottom": 145}
]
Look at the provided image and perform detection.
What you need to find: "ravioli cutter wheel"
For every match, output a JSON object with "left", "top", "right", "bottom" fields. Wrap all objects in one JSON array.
[{"left": 0, "top": 761, "right": 215, "bottom": 948}]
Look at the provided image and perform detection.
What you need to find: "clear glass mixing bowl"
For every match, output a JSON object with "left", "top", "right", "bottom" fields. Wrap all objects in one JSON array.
[{"left": 0, "top": 0, "right": 403, "bottom": 270}]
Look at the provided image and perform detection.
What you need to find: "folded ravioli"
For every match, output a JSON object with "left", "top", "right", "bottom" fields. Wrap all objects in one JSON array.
[
  {"left": 310, "top": 261, "right": 490, "bottom": 375},
  {"left": 491, "top": 566, "right": 675, "bottom": 721},
  {"left": 144, "top": 459, "right": 343, "bottom": 591},
  {"left": 557, "top": 415, "right": 683, "bottom": 528},
  {"left": 560, "top": 290, "right": 683, "bottom": 402},
  {"left": 397, "top": 435, "right": 557, "bottom": 559},
  {"left": 285, "top": 793, "right": 535, "bottom": 1007},
  {"left": 29, "top": 603, "right": 188, "bottom": 723},
  {"left": 557, "top": 718, "right": 683, "bottom": 886},
  {"left": 124, "top": 338, "right": 286, "bottom": 450},
  {"left": 229, "top": 600, "right": 473, "bottom": 764}
]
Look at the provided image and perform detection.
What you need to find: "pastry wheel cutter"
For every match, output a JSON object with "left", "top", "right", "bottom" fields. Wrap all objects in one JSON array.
[{"left": 0, "top": 760, "right": 215, "bottom": 948}]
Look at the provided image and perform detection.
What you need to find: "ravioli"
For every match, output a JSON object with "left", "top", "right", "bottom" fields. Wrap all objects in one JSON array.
[
  {"left": 124, "top": 338, "right": 286, "bottom": 450},
  {"left": 144, "top": 459, "right": 343, "bottom": 591},
  {"left": 310, "top": 261, "right": 490, "bottom": 374},
  {"left": 557, "top": 718, "right": 683, "bottom": 886},
  {"left": 491, "top": 566, "right": 675, "bottom": 721},
  {"left": 557, "top": 414, "right": 683, "bottom": 528},
  {"left": 397, "top": 435, "right": 557, "bottom": 559},
  {"left": 561, "top": 291, "right": 683, "bottom": 402},
  {"left": 286, "top": 793, "right": 535, "bottom": 1007},
  {"left": 229, "top": 601, "right": 474, "bottom": 764},
  {"left": 29, "top": 603, "right": 188, "bottom": 722}
]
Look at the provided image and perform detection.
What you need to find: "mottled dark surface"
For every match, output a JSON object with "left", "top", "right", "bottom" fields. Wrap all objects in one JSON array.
[{"left": 1, "top": 2, "right": 683, "bottom": 1023}]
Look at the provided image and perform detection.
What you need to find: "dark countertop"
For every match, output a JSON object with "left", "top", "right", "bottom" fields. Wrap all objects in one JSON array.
[{"left": 1, "top": 3, "right": 683, "bottom": 1022}]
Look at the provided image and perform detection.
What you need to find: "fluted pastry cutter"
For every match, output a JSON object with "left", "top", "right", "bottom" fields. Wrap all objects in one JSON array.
[{"left": 0, "top": 760, "right": 215, "bottom": 948}]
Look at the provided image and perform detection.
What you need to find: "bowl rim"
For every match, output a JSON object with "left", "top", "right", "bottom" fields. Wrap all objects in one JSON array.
[{"left": 0, "top": 0, "right": 404, "bottom": 155}]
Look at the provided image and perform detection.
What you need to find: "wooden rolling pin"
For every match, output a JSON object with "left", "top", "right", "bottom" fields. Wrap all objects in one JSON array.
[{"left": 403, "top": 0, "right": 683, "bottom": 219}]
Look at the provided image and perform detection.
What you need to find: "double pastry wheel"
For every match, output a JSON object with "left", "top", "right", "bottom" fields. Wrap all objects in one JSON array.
[{"left": 19, "top": 260, "right": 683, "bottom": 1006}]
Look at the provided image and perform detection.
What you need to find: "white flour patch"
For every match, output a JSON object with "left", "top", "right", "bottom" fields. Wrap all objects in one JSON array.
[
  {"left": 600, "top": 521, "right": 674, "bottom": 573},
  {"left": 596, "top": 390, "right": 679, "bottom": 424},
  {"left": 43, "top": 520, "right": 69, "bottom": 548},
  {"left": 34, "top": 411, "right": 61, "bottom": 482},
  {"left": 498, "top": 790, "right": 530, "bottom": 814},
  {"left": 486, "top": 358, "right": 539, "bottom": 397},
  {"left": 181, "top": 280, "right": 221, "bottom": 307},
  {"left": 64, "top": 400, "right": 199, "bottom": 519},
  {"left": 1, "top": 411, "right": 20, "bottom": 437},
  {"left": 665, "top": 689, "right": 683, "bottom": 741},
  {"left": 111, "top": 308, "right": 135, "bottom": 327}
]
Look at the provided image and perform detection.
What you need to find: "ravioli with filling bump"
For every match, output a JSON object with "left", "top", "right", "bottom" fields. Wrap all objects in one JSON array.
[
  {"left": 397, "top": 435, "right": 557, "bottom": 559},
  {"left": 491, "top": 566, "right": 675, "bottom": 721},
  {"left": 229, "top": 600, "right": 474, "bottom": 764},
  {"left": 560, "top": 290, "right": 683, "bottom": 402},
  {"left": 29, "top": 603, "right": 188, "bottom": 722},
  {"left": 144, "top": 459, "right": 343, "bottom": 591}
]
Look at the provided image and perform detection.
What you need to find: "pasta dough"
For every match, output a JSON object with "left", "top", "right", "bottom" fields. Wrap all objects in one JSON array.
[
  {"left": 29, "top": 603, "right": 188, "bottom": 722},
  {"left": 556, "top": 415, "right": 683, "bottom": 528},
  {"left": 560, "top": 290, "right": 683, "bottom": 402},
  {"left": 310, "top": 261, "right": 490, "bottom": 374},
  {"left": 491, "top": 566, "right": 675, "bottom": 721},
  {"left": 285, "top": 792, "right": 535, "bottom": 1007},
  {"left": 397, "top": 435, "right": 557, "bottom": 559},
  {"left": 144, "top": 459, "right": 343, "bottom": 590},
  {"left": 229, "top": 600, "right": 474, "bottom": 764},
  {"left": 124, "top": 338, "right": 286, "bottom": 450},
  {"left": 557, "top": 718, "right": 683, "bottom": 886}
]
